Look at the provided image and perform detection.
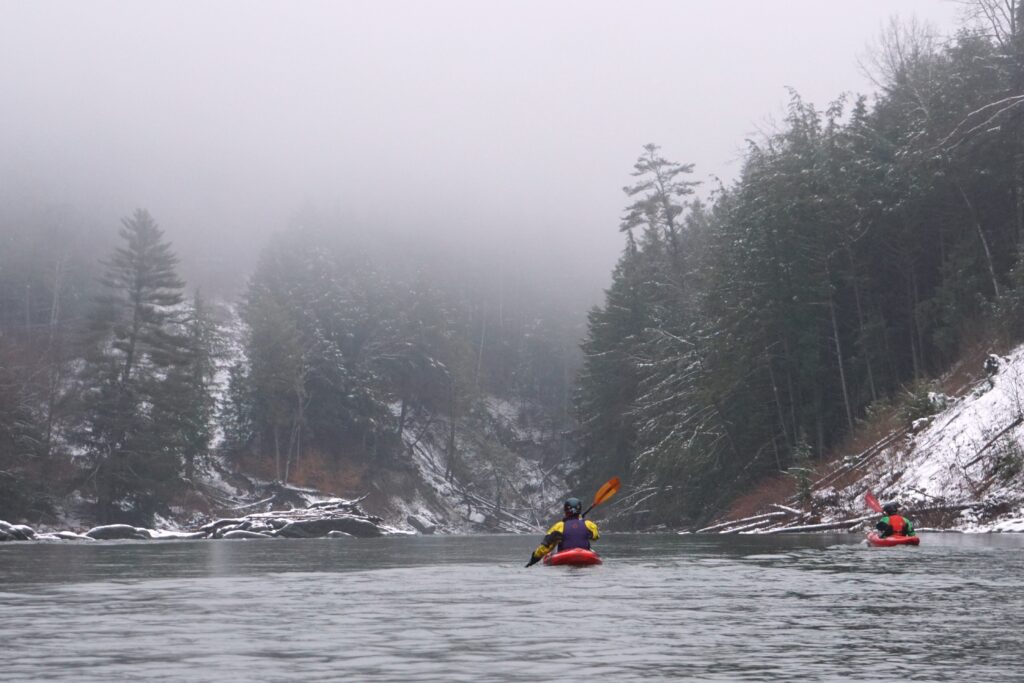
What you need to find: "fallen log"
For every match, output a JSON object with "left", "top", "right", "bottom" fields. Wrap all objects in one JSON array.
[
  {"left": 804, "top": 430, "right": 906, "bottom": 494},
  {"left": 696, "top": 511, "right": 789, "bottom": 534},
  {"left": 766, "top": 515, "right": 874, "bottom": 534},
  {"left": 963, "top": 415, "right": 1024, "bottom": 468},
  {"left": 719, "top": 517, "right": 782, "bottom": 534}
]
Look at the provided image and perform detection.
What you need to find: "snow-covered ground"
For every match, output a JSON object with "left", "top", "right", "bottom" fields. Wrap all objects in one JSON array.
[
  {"left": 389, "top": 396, "right": 569, "bottom": 534},
  {"left": 832, "top": 348, "right": 1024, "bottom": 532}
]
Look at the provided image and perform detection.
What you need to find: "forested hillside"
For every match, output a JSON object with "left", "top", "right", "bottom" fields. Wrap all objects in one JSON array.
[
  {"left": 0, "top": 208, "right": 580, "bottom": 527},
  {"left": 4, "top": 2, "right": 1024, "bottom": 532},
  {"left": 577, "top": 6, "right": 1024, "bottom": 526}
]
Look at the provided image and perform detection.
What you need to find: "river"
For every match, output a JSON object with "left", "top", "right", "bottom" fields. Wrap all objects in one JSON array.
[{"left": 1, "top": 533, "right": 1022, "bottom": 681}]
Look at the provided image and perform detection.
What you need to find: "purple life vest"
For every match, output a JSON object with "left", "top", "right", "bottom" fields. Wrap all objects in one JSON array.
[{"left": 558, "top": 517, "right": 591, "bottom": 551}]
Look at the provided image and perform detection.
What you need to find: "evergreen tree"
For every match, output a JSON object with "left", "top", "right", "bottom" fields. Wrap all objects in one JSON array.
[{"left": 76, "top": 209, "right": 191, "bottom": 524}]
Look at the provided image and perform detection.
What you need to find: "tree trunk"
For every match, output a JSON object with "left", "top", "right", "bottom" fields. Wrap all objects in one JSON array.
[
  {"left": 846, "top": 246, "right": 877, "bottom": 402},
  {"left": 828, "top": 282, "right": 855, "bottom": 431},
  {"left": 765, "top": 345, "right": 791, "bottom": 449},
  {"left": 908, "top": 269, "right": 921, "bottom": 379},
  {"left": 475, "top": 309, "right": 486, "bottom": 390},
  {"left": 445, "top": 380, "right": 457, "bottom": 482},
  {"left": 396, "top": 397, "right": 408, "bottom": 440},
  {"left": 273, "top": 424, "right": 282, "bottom": 483},
  {"left": 782, "top": 337, "right": 800, "bottom": 440},
  {"left": 953, "top": 178, "right": 1001, "bottom": 298},
  {"left": 42, "top": 253, "right": 67, "bottom": 461}
]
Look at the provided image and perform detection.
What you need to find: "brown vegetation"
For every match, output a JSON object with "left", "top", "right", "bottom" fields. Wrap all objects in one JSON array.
[{"left": 288, "top": 449, "right": 366, "bottom": 496}]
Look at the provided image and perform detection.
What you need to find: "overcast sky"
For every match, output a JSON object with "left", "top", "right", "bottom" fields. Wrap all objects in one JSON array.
[{"left": 1, "top": 0, "right": 963, "bottom": 302}]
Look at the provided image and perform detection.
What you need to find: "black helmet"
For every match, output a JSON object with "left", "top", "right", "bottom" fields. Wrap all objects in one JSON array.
[
  {"left": 564, "top": 497, "right": 582, "bottom": 516},
  {"left": 882, "top": 502, "right": 900, "bottom": 515}
]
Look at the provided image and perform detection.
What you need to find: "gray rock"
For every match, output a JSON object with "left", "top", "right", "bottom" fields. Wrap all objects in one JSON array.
[
  {"left": 154, "top": 531, "right": 208, "bottom": 540},
  {"left": 326, "top": 530, "right": 352, "bottom": 538},
  {"left": 0, "top": 530, "right": 13, "bottom": 542},
  {"left": 276, "top": 516, "right": 383, "bottom": 538},
  {"left": 11, "top": 524, "right": 36, "bottom": 539},
  {"left": 199, "top": 518, "right": 245, "bottom": 533},
  {"left": 212, "top": 525, "right": 242, "bottom": 539},
  {"left": 407, "top": 514, "right": 436, "bottom": 535},
  {"left": 221, "top": 530, "right": 272, "bottom": 539},
  {"left": 54, "top": 531, "right": 95, "bottom": 541},
  {"left": 0, "top": 520, "right": 31, "bottom": 540},
  {"left": 84, "top": 524, "right": 152, "bottom": 540}
]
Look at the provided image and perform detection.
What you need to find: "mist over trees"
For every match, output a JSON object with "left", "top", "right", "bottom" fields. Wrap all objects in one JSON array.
[
  {"left": 2, "top": 1, "right": 1023, "bottom": 529},
  {"left": 0, "top": 207, "right": 581, "bottom": 524},
  {"left": 576, "top": 1, "right": 1024, "bottom": 525}
]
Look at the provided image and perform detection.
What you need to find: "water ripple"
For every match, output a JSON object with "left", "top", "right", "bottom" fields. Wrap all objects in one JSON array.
[{"left": 1, "top": 533, "right": 1022, "bottom": 681}]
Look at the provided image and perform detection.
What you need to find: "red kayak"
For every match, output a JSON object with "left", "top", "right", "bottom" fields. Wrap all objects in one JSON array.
[
  {"left": 542, "top": 548, "right": 602, "bottom": 566},
  {"left": 867, "top": 532, "right": 920, "bottom": 547}
]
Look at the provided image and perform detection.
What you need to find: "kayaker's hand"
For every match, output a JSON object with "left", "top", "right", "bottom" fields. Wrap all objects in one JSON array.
[{"left": 525, "top": 554, "right": 540, "bottom": 568}]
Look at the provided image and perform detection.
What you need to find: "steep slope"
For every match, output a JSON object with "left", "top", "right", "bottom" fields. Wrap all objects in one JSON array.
[{"left": 706, "top": 348, "right": 1024, "bottom": 534}]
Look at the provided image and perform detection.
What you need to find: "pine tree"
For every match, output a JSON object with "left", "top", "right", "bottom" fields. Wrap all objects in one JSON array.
[{"left": 76, "top": 209, "right": 190, "bottom": 524}]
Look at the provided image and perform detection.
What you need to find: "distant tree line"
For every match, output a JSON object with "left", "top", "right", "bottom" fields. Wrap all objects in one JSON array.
[
  {"left": 220, "top": 226, "right": 579, "bottom": 484},
  {"left": 0, "top": 209, "right": 579, "bottom": 525},
  {"left": 0, "top": 210, "right": 218, "bottom": 523},
  {"left": 575, "top": 2, "right": 1024, "bottom": 525}
]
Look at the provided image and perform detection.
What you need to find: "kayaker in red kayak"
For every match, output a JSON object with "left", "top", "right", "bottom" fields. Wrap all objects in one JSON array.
[
  {"left": 525, "top": 497, "right": 599, "bottom": 567},
  {"left": 876, "top": 502, "right": 916, "bottom": 538}
]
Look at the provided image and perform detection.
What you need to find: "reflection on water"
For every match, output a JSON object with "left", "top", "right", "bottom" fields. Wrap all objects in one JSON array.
[{"left": 1, "top": 533, "right": 1022, "bottom": 681}]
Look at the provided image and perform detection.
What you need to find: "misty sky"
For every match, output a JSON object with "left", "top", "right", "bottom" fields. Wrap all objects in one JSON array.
[{"left": 1, "top": 1, "right": 962, "bottom": 303}]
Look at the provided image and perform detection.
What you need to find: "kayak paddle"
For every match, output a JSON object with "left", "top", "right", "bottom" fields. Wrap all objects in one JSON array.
[
  {"left": 864, "top": 490, "right": 883, "bottom": 514},
  {"left": 582, "top": 476, "right": 621, "bottom": 518}
]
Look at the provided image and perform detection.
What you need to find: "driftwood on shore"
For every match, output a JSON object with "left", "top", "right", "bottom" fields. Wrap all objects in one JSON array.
[
  {"left": 696, "top": 511, "right": 791, "bottom": 534},
  {"left": 765, "top": 515, "right": 874, "bottom": 533},
  {"left": 693, "top": 499, "right": 997, "bottom": 536},
  {"left": 963, "top": 415, "right": 1024, "bottom": 468}
]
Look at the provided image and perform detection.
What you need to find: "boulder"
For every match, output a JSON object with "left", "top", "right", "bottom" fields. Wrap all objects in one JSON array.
[
  {"left": 221, "top": 530, "right": 272, "bottom": 539},
  {"left": 407, "top": 514, "right": 436, "bottom": 535},
  {"left": 0, "top": 524, "right": 33, "bottom": 540},
  {"left": 11, "top": 524, "right": 36, "bottom": 539},
  {"left": 0, "top": 520, "right": 32, "bottom": 540},
  {"left": 54, "top": 531, "right": 95, "bottom": 541},
  {"left": 84, "top": 524, "right": 152, "bottom": 540},
  {"left": 275, "top": 516, "right": 383, "bottom": 539},
  {"left": 326, "top": 530, "right": 352, "bottom": 538},
  {"left": 199, "top": 518, "right": 245, "bottom": 534}
]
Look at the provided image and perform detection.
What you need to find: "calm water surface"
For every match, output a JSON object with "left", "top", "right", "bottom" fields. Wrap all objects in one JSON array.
[{"left": 1, "top": 533, "right": 1022, "bottom": 681}]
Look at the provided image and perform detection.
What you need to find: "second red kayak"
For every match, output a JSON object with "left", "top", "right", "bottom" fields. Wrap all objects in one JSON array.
[
  {"left": 867, "top": 532, "right": 920, "bottom": 547},
  {"left": 542, "top": 548, "right": 602, "bottom": 566}
]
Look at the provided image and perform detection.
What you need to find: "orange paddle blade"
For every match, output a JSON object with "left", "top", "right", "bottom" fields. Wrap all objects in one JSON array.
[
  {"left": 593, "top": 476, "right": 621, "bottom": 507},
  {"left": 864, "top": 490, "right": 882, "bottom": 513}
]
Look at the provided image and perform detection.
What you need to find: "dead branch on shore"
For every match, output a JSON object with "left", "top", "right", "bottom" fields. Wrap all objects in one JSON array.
[
  {"left": 696, "top": 511, "right": 790, "bottom": 534},
  {"left": 766, "top": 515, "right": 874, "bottom": 533},
  {"left": 963, "top": 415, "right": 1024, "bottom": 468},
  {"left": 803, "top": 430, "right": 907, "bottom": 496}
]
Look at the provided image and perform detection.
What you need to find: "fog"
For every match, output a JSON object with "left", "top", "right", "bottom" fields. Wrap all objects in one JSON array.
[{"left": 1, "top": 0, "right": 960, "bottom": 306}]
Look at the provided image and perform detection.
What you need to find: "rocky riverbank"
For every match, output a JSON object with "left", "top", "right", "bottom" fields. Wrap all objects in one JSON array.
[{"left": 0, "top": 496, "right": 407, "bottom": 542}]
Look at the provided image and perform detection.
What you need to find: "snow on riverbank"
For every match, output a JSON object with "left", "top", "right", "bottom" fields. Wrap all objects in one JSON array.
[
  {"left": 0, "top": 496, "right": 403, "bottom": 542},
  {"left": 387, "top": 396, "right": 568, "bottom": 534},
  {"left": 703, "top": 347, "right": 1024, "bottom": 535},
  {"left": 851, "top": 348, "right": 1024, "bottom": 532}
]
